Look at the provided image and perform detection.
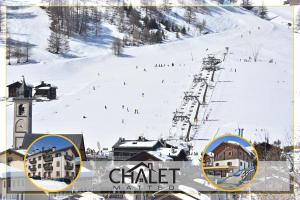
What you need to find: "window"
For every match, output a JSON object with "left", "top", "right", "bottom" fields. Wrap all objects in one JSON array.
[
  {"left": 240, "top": 162, "right": 243, "bottom": 166},
  {"left": 72, "top": 172, "right": 75, "bottom": 176},
  {"left": 38, "top": 164, "right": 41, "bottom": 168},
  {"left": 215, "top": 163, "right": 219, "bottom": 166},
  {"left": 18, "top": 104, "right": 25, "bottom": 115},
  {"left": 227, "top": 162, "right": 232, "bottom": 166},
  {"left": 38, "top": 172, "right": 41, "bottom": 176},
  {"left": 38, "top": 156, "right": 41, "bottom": 160},
  {"left": 56, "top": 171, "right": 60, "bottom": 177},
  {"left": 56, "top": 153, "right": 61, "bottom": 157},
  {"left": 56, "top": 161, "right": 60, "bottom": 167},
  {"left": 228, "top": 151, "right": 232, "bottom": 156}
]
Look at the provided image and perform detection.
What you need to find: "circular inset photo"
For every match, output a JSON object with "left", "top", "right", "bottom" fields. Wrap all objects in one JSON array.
[
  {"left": 201, "top": 134, "right": 258, "bottom": 191},
  {"left": 24, "top": 135, "right": 82, "bottom": 192}
]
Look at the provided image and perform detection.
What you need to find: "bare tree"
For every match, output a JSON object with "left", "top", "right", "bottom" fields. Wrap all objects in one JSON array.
[
  {"left": 92, "top": 7, "right": 102, "bottom": 36},
  {"left": 184, "top": 7, "right": 196, "bottom": 24},
  {"left": 112, "top": 38, "right": 123, "bottom": 56},
  {"left": 117, "top": 7, "right": 125, "bottom": 32},
  {"left": 251, "top": 46, "right": 261, "bottom": 62},
  {"left": 25, "top": 41, "right": 31, "bottom": 63},
  {"left": 196, "top": 19, "right": 206, "bottom": 34},
  {"left": 6, "top": 37, "right": 12, "bottom": 65},
  {"left": 14, "top": 41, "right": 23, "bottom": 64}
]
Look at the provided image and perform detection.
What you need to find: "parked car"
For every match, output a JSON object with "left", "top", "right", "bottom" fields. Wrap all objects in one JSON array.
[
  {"left": 55, "top": 178, "right": 71, "bottom": 184},
  {"left": 32, "top": 175, "right": 41, "bottom": 180}
]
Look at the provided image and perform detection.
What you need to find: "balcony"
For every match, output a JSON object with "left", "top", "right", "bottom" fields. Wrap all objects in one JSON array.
[
  {"left": 28, "top": 166, "right": 37, "bottom": 171},
  {"left": 65, "top": 164, "right": 74, "bottom": 170},
  {"left": 43, "top": 164, "right": 53, "bottom": 171},
  {"left": 43, "top": 156, "right": 53, "bottom": 162},
  {"left": 64, "top": 154, "right": 73, "bottom": 161},
  {"left": 29, "top": 159, "right": 37, "bottom": 164}
]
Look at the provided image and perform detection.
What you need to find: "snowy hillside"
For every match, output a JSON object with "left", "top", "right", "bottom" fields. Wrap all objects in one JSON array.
[{"left": 5, "top": 5, "right": 293, "bottom": 153}]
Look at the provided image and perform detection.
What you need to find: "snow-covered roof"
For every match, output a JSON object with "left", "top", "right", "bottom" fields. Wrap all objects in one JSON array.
[
  {"left": 15, "top": 149, "right": 27, "bottom": 155},
  {"left": 37, "top": 86, "right": 51, "bottom": 90},
  {"left": 147, "top": 147, "right": 185, "bottom": 161},
  {"left": 78, "top": 192, "right": 105, "bottom": 200},
  {"left": 147, "top": 151, "right": 173, "bottom": 161},
  {"left": 0, "top": 163, "right": 25, "bottom": 178},
  {"left": 118, "top": 140, "right": 159, "bottom": 148}
]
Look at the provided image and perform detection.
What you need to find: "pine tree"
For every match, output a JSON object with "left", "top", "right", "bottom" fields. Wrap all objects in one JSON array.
[
  {"left": 47, "top": 30, "right": 70, "bottom": 54},
  {"left": 181, "top": 26, "right": 187, "bottom": 35}
]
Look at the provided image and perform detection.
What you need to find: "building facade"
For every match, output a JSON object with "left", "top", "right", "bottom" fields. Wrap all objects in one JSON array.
[
  {"left": 26, "top": 146, "right": 77, "bottom": 180},
  {"left": 34, "top": 81, "right": 57, "bottom": 100},
  {"left": 204, "top": 142, "right": 254, "bottom": 177},
  {"left": 112, "top": 136, "right": 172, "bottom": 161}
]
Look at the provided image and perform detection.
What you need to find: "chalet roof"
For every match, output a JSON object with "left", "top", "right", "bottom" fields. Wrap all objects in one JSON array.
[
  {"left": 112, "top": 136, "right": 166, "bottom": 149},
  {"left": 7, "top": 81, "right": 22, "bottom": 88},
  {"left": 212, "top": 141, "right": 253, "bottom": 156},
  {"left": 127, "top": 147, "right": 186, "bottom": 161},
  {"left": 21, "top": 134, "right": 86, "bottom": 160}
]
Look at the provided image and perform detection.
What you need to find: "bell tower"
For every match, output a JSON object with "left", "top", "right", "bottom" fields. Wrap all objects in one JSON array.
[{"left": 13, "top": 76, "right": 32, "bottom": 149}]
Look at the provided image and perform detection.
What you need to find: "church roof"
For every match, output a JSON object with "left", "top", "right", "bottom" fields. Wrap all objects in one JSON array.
[{"left": 7, "top": 81, "right": 22, "bottom": 88}]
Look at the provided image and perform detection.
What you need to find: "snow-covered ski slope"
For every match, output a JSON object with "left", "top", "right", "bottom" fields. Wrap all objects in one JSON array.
[{"left": 5, "top": 5, "right": 293, "bottom": 151}]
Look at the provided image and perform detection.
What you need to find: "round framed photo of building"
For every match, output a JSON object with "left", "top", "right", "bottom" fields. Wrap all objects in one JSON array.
[
  {"left": 24, "top": 134, "right": 82, "bottom": 192},
  {"left": 201, "top": 134, "right": 258, "bottom": 192}
]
